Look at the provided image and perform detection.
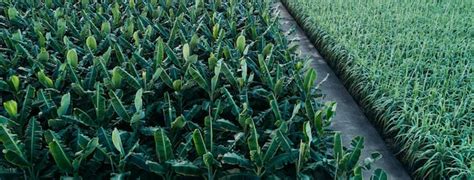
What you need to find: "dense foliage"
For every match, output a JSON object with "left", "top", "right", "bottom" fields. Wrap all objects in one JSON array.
[
  {"left": 0, "top": 0, "right": 385, "bottom": 179},
  {"left": 282, "top": 0, "right": 473, "bottom": 179}
]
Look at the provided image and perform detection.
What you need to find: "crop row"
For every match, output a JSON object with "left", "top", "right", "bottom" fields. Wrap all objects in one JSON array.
[{"left": 282, "top": 0, "right": 473, "bottom": 179}]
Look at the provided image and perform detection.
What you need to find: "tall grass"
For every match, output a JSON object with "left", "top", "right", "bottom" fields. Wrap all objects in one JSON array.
[{"left": 282, "top": 0, "right": 473, "bottom": 179}]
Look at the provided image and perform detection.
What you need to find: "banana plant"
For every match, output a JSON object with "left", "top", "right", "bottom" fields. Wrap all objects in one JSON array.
[{"left": 0, "top": 0, "right": 384, "bottom": 179}]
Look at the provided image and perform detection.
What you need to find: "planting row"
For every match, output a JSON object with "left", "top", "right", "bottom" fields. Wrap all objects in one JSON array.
[{"left": 282, "top": 0, "right": 473, "bottom": 179}]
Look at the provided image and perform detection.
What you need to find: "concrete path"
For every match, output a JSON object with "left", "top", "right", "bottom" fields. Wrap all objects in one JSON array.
[{"left": 275, "top": 2, "right": 411, "bottom": 180}]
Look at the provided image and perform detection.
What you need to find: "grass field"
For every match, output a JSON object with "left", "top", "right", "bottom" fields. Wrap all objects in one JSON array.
[{"left": 282, "top": 0, "right": 473, "bottom": 179}]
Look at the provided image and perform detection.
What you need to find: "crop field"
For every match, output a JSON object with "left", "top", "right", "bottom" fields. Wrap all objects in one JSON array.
[
  {"left": 0, "top": 0, "right": 389, "bottom": 179},
  {"left": 282, "top": 0, "right": 473, "bottom": 179}
]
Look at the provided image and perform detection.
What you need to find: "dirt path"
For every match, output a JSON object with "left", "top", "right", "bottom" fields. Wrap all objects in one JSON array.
[{"left": 275, "top": 2, "right": 411, "bottom": 179}]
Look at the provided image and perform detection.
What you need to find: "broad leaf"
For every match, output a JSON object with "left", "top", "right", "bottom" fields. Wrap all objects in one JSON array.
[
  {"left": 134, "top": 88, "right": 143, "bottom": 111},
  {"left": 112, "top": 128, "right": 125, "bottom": 156},
  {"left": 154, "top": 128, "right": 173, "bottom": 162},
  {"left": 222, "top": 152, "right": 252, "bottom": 169},
  {"left": 25, "top": 118, "right": 42, "bottom": 162},
  {"left": 57, "top": 93, "right": 71, "bottom": 117},
  {"left": 109, "top": 91, "right": 131, "bottom": 121},
  {"left": 192, "top": 129, "right": 207, "bottom": 156},
  {"left": 48, "top": 140, "right": 73, "bottom": 173},
  {"left": 0, "top": 125, "right": 29, "bottom": 167}
]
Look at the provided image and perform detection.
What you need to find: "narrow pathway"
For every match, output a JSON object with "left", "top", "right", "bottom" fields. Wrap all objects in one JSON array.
[{"left": 275, "top": 2, "right": 411, "bottom": 179}]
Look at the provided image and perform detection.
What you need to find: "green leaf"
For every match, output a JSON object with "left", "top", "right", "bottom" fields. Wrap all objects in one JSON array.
[
  {"left": 0, "top": 125, "right": 29, "bottom": 167},
  {"left": 3, "top": 100, "right": 17, "bottom": 118},
  {"left": 67, "top": 49, "right": 78, "bottom": 68},
  {"left": 25, "top": 118, "right": 42, "bottom": 162},
  {"left": 334, "top": 132, "right": 343, "bottom": 161},
  {"left": 211, "top": 60, "right": 222, "bottom": 95},
  {"left": 154, "top": 37, "right": 165, "bottom": 68},
  {"left": 289, "top": 101, "right": 301, "bottom": 122},
  {"left": 240, "top": 58, "right": 248, "bottom": 85},
  {"left": 263, "top": 43, "right": 274, "bottom": 58},
  {"left": 0, "top": 80, "right": 9, "bottom": 92},
  {"left": 7, "top": 7, "right": 18, "bottom": 20},
  {"left": 116, "top": 67, "right": 141, "bottom": 90},
  {"left": 303, "top": 122, "right": 312, "bottom": 144},
  {"left": 154, "top": 128, "right": 173, "bottom": 162},
  {"left": 212, "top": 24, "right": 219, "bottom": 40},
  {"left": 134, "top": 89, "right": 143, "bottom": 111},
  {"left": 345, "top": 137, "right": 364, "bottom": 170},
  {"left": 57, "top": 93, "right": 71, "bottom": 117},
  {"left": 20, "top": 85, "right": 35, "bottom": 122},
  {"left": 263, "top": 135, "right": 280, "bottom": 162},
  {"left": 221, "top": 62, "right": 238, "bottom": 87},
  {"left": 304, "top": 98, "right": 315, "bottom": 121},
  {"left": 353, "top": 166, "right": 363, "bottom": 180},
  {"left": 0, "top": 116, "right": 9, "bottom": 124},
  {"left": 112, "top": 128, "right": 125, "bottom": 156},
  {"left": 192, "top": 129, "right": 207, "bottom": 156},
  {"left": 258, "top": 54, "right": 273, "bottom": 88},
  {"left": 48, "top": 140, "right": 73, "bottom": 172},
  {"left": 163, "top": 92, "right": 174, "bottom": 127},
  {"left": 9, "top": 75, "right": 20, "bottom": 92},
  {"left": 188, "top": 66, "right": 209, "bottom": 92},
  {"left": 173, "top": 80, "right": 183, "bottom": 91},
  {"left": 326, "top": 102, "right": 337, "bottom": 120},
  {"left": 109, "top": 91, "right": 130, "bottom": 121},
  {"left": 223, "top": 88, "right": 239, "bottom": 116},
  {"left": 37, "top": 48, "right": 49, "bottom": 62},
  {"left": 176, "top": 134, "right": 194, "bottom": 158},
  {"left": 86, "top": 35, "right": 97, "bottom": 50},
  {"left": 156, "top": 68, "right": 173, "bottom": 88},
  {"left": 214, "top": 119, "right": 240, "bottom": 132},
  {"left": 82, "top": 138, "right": 99, "bottom": 158},
  {"left": 208, "top": 53, "right": 218, "bottom": 70},
  {"left": 3, "top": 150, "right": 30, "bottom": 168},
  {"left": 171, "top": 160, "right": 201, "bottom": 176},
  {"left": 236, "top": 34, "right": 246, "bottom": 53},
  {"left": 303, "top": 69, "right": 316, "bottom": 94},
  {"left": 222, "top": 152, "right": 252, "bottom": 168},
  {"left": 247, "top": 118, "right": 260, "bottom": 154},
  {"left": 270, "top": 95, "right": 282, "bottom": 121},
  {"left": 93, "top": 84, "right": 106, "bottom": 123},
  {"left": 314, "top": 110, "right": 323, "bottom": 135},
  {"left": 146, "top": 161, "right": 165, "bottom": 174},
  {"left": 276, "top": 130, "right": 292, "bottom": 152},
  {"left": 297, "top": 142, "right": 309, "bottom": 173},
  {"left": 74, "top": 108, "right": 96, "bottom": 127},
  {"left": 171, "top": 115, "right": 186, "bottom": 129},
  {"left": 203, "top": 152, "right": 213, "bottom": 168},
  {"left": 36, "top": 70, "right": 54, "bottom": 88},
  {"left": 101, "top": 21, "right": 111, "bottom": 34},
  {"left": 164, "top": 42, "right": 180, "bottom": 66},
  {"left": 112, "top": 67, "right": 122, "bottom": 89},
  {"left": 274, "top": 78, "right": 284, "bottom": 96},
  {"left": 190, "top": 34, "right": 200, "bottom": 49},
  {"left": 98, "top": 127, "right": 114, "bottom": 152},
  {"left": 266, "top": 150, "right": 298, "bottom": 170},
  {"left": 183, "top": 43, "right": 190, "bottom": 61}
]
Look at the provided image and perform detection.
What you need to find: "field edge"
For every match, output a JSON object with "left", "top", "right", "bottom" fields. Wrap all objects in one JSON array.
[{"left": 279, "top": 0, "right": 416, "bottom": 176}]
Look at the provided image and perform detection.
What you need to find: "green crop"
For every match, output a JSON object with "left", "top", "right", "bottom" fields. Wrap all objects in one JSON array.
[
  {"left": 0, "top": 0, "right": 384, "bottom": 179},
  {"left": 282, "top": 0, "right": 473, "bottom": 179}
]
